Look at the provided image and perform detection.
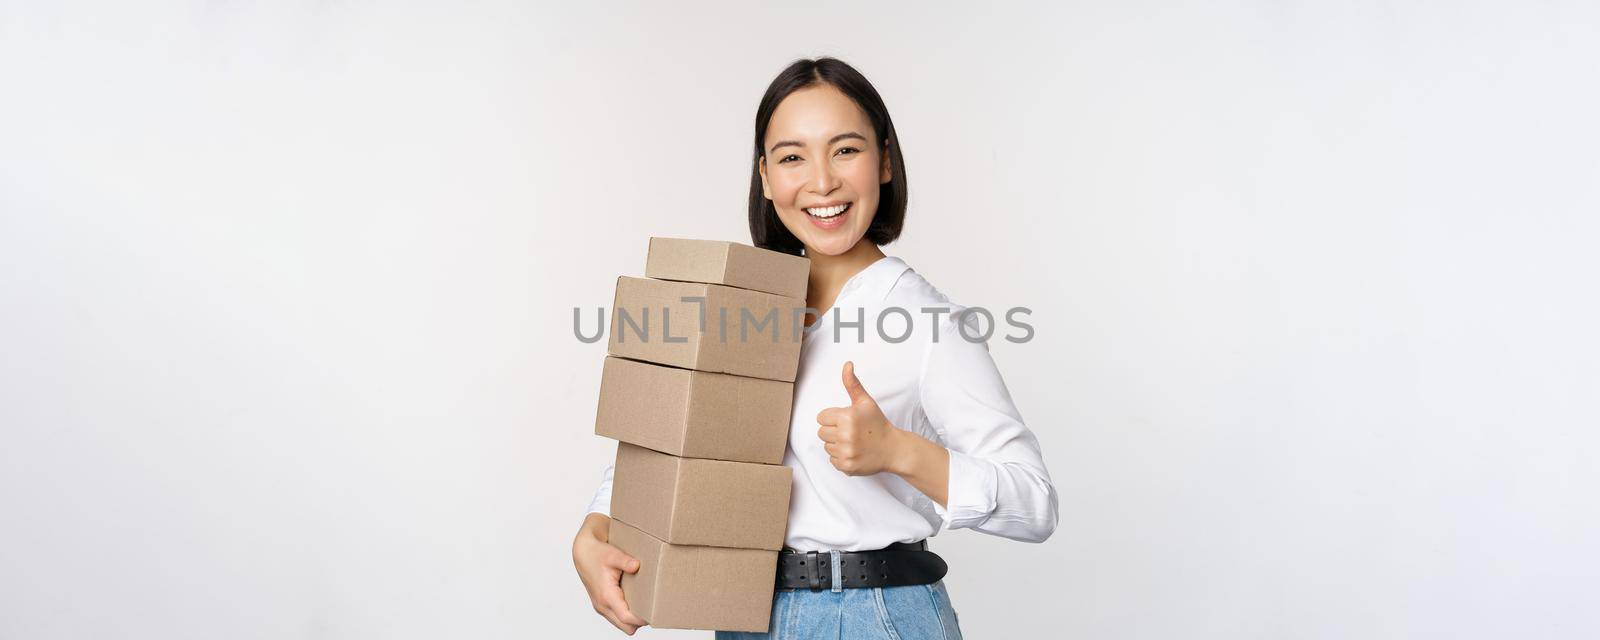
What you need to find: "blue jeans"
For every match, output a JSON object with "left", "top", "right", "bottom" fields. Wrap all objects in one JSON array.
[{"left": 715, "top": 581, "right": 963, "bottom": 640}]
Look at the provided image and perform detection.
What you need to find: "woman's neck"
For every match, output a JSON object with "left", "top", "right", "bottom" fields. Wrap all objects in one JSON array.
[{"left": 804, "top": 241, "right": 886, "bottom": 325}]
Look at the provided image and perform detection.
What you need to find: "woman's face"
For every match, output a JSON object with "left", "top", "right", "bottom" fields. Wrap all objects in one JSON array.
[{"left": 759, "top": 84, "right": 892, "bottom": 257}]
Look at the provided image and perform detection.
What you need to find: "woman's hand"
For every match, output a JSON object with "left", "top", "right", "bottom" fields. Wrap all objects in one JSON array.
[
  {"left": 572, "top": 512, "right": 648, "bottom": 635},
  {"left": 816, "top": 361, "right": 902, "bottom": 476},
  {"left": 817, "top": 361, "right": 951, "bottom": 505}
]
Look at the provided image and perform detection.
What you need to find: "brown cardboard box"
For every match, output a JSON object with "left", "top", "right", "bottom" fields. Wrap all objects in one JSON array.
[
  {"left": 595, "top": 356, "right": 792, "bottom": 465},
  {"left": 608, "top": 276, "right": 803, "bottom": 382},
  {"left": 645, "top": 237, "right": 811, "bottom": 300},
  {"left": 611, "top": 442, "right": 792, "bottom": 551},
  {"left": 610, "top": 519, "right": 778, "bottom": 632}
]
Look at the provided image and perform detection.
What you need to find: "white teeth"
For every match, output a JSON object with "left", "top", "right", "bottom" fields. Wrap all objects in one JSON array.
[{"left": 805, "top": 203, "right": 849, "bottom": 218}]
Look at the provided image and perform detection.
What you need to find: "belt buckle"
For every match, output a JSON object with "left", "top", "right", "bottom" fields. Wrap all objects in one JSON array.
[{"left": 805, "top": 550, "right": 823, "bottom": 592}]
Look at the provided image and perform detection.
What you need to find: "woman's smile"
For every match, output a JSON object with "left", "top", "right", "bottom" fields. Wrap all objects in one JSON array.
[{"left": 805, "top": 202, "right": 852, "bottom": 229}]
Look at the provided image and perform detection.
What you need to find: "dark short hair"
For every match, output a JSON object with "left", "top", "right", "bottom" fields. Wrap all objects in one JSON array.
[{"left": 748, "top": 57, "right": 908, "bottom": 256}]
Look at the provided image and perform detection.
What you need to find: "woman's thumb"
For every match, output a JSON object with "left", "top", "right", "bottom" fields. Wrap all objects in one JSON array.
[{"left": 842, "top": 361, "right": 871, "bottom": 403}]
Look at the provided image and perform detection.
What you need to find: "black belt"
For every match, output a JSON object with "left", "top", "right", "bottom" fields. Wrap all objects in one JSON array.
[{"left": 775, "top": 540, "right": 948, "bottom": 591}]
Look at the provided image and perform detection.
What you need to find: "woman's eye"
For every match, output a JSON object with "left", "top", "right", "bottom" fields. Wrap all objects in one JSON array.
[
  {"left": 778, "top": 154, "right": 802, "bottom": 164},
  {"left": 836, "top": 147, "right": 859, "bottom": 156}
]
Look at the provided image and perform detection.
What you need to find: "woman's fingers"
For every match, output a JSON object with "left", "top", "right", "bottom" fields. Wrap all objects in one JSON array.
[
  {"left": 604, "top": 547, "right": 641, "bottom": 574},
  {"left": 576, "top": 532, "right": 646, "bottom": 634},
  {"left": 599, "top": 606, "right": 639, "bottom": 635},
  {"left": 816, "top": 406, "right": 844, "bottom": 426},
  {"left": 607, "top": 589, "right": 648, "bottom": 627},
  {"left": 601, "top": 585, "right": 647, "bottom": 628},
  {"left": 593, "top": 584, "right": 638, "bottom": 634},
  {"left": 600, "top": 548, "right": 647, "bottom": 629}
]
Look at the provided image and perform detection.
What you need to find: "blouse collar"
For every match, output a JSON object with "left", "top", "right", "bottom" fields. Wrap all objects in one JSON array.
[
  {"left": 833, "top": 255, "right": 910, "bottom": 304},
  {"left": 801, "top": 255, "right": 910, "bottom": 343}
]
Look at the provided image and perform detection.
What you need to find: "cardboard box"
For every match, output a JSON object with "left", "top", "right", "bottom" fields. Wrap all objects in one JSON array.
[
  {"left": 610, "top": 519, "right": 778, "bottom": 632},
  {"left": 645, "top": 237, "right": 811, "bottom": 300},
  {"left": 608, "top": 276, "right": 804, "bottom": 382},
  {"left": 595, "top": 356, "right": 793, "bottom": 465},
  {"left": 611, "top": 442, "right": 792, "bottom": 551}
]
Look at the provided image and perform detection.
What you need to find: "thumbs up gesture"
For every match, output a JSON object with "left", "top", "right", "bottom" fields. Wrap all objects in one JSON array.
[{"left": 816, "top": 361, "right": 905, "bottom": 476}]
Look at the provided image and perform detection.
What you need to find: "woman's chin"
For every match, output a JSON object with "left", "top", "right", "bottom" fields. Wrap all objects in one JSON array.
[
  {"left": 780, "top": 216, "right": 868, "bottom": 257},
  {"left": 801, "top": 235, "right": 861, "bottom": 257}
]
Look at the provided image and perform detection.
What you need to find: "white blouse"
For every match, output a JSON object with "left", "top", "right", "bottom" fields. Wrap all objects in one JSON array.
[{"left": 587, "top": 255, "right": 1058, "bottom": 551}]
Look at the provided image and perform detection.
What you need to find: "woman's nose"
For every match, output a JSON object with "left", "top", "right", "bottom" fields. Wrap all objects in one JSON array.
[{"left": 808, "top": 161, "right": 841, "bottom": 194}]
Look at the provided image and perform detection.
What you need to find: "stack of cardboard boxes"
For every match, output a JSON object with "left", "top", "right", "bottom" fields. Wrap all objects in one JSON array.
[{"left": 593, "top": 237, "right": 809, "bottom": 632}]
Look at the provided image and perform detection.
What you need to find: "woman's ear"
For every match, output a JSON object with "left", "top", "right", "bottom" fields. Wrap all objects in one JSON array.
[
  {"left": 758, "top": 157, "right": 773, "bottom": 199},
  {"left": 879, "top": 140, "right": 893, "bottom": 184}
]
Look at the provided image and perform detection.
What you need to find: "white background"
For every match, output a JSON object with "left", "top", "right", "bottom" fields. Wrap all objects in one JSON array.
[{"left": 3, "top": 2, "right": 1597, "bottom": 638}]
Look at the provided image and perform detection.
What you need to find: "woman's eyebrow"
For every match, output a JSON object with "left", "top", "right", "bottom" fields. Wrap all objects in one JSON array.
[{"left": 768, "top": 131, "right": 868, "bottom": 153}]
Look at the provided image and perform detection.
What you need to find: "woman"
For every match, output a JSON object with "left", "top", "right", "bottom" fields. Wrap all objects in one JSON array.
[{"left": 573, "top": 57, "right": 1058, "bottom": 638}]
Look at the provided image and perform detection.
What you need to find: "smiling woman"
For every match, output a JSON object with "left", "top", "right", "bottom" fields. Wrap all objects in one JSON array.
[
  {"left": 757, "top": 89, "right": 888, "bottom": 250},
  {"left": 749, "top": 60, "right": 908, "bottom": 260},
  {"left": 573, "top": 57, "right": 1057, "bottom": 639}
]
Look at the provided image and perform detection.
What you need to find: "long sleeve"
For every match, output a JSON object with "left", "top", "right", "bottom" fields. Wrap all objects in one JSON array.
[
  {"left": 585, "top": 462, "right": 614, "bottom": 516},
  {"left": 919, "top": 317, "right": 1059, "bottom": 543}
]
